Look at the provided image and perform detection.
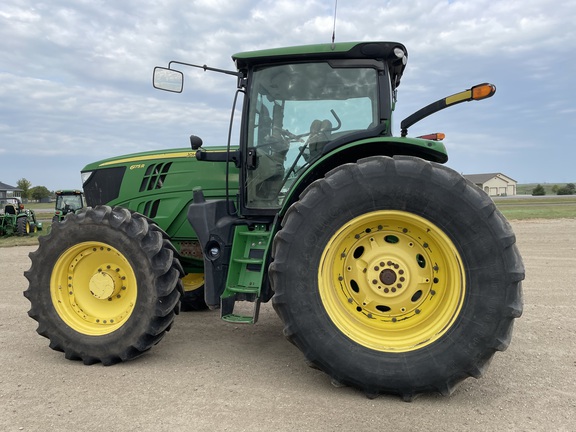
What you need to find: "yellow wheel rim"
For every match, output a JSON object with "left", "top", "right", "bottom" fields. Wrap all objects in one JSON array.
[
  {"left": 319, "top": 210, "right": 465, "bottom": 352},
  {"left": 181, "top": 273, "right": 204, "bottom": 292},
  {"left": 50, "top": 242, "right": 137, "bottom": 335}
]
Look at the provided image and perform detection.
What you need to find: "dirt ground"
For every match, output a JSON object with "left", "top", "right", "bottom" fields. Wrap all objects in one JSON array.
[{"left": 1, "top": 219, "right": 575, "bottom": 432}]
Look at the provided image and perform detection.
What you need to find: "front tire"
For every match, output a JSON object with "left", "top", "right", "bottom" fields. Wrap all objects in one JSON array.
[
  {"left": 270, "top": 156, "right": 524, "bottom": 399},
  {"left": 24, "top": 206, "right": 183, "bottom": 365}
]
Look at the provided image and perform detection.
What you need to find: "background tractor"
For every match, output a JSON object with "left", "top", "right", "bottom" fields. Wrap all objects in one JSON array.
[
  {"left": 24, "top": 41, "right": 524, "bottom": 400},
  {"left": 52, "top": 190, "right": 85, "bottom": 223},
  {"left": 1, "top": 197, "right": 42, "bottom": 236}
]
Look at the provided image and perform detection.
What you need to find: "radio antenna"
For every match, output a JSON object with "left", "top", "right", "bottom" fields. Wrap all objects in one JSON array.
[{"left": 331, "top": 0, "right": 338, "bottom": 49}]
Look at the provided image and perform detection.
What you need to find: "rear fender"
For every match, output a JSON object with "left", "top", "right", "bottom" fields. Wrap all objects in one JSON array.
[{"left": 279, "top": 136, "right": 448, "bottom": 216}]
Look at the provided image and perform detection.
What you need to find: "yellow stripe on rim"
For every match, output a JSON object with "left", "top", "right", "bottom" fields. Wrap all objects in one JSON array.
[
  {"left": 50, "top": 242, "right": 138, "bottom": 335},
  {"left": 318, "top": 210, "right": 465, "bottom": 352}
]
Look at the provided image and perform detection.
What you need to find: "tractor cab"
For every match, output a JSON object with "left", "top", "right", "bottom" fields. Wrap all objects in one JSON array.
[
  {"left": 53, "top": 190, "right": 84, "bottom": 222},
  {"left": 241, "top": 60, "right": 385, "bottom": 209}
]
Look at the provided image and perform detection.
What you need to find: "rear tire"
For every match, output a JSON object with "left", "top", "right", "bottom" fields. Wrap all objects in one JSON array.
[
  {"left": 24, "top": 206, "right": 183, "bottom": 365},
  {"left": 270, "top": 156, "right": 524, "bottom": 399},
  {"left": 17, "top": 217, "right": 30, "bottom": 236}
]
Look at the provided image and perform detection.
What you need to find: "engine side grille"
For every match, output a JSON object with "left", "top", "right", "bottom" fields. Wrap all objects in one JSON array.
[
  {"left": 83, "top": 166, "right": 126, "bottom": 206},
  {"left": 139, "top": 162, "right": 172, "bottom": 192}
]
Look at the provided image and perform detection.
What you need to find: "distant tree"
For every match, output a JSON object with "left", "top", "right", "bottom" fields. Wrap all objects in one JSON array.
[
  {"left": 532, "top": 184, "right": 546, "bottom": 196},
  {"left": 557, "top": 183, "right": 576, "bottom": 195},
  {"left": 17, "top": 178, "right": 32, "bottom": 199},
  {"left": 551, "top": 185, "right": 559, "bottom": 193},
  {"left": 29, "top": 185, "right": 51, "bottom": 201}
]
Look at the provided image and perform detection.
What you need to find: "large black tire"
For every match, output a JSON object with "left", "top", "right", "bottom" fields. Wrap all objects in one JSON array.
[
  {"left": 24, "top": 206, "right": 183, "bottom": 365},
  {"left": 17, "top": 216, "right": 30, "bottom": 236},
  {"left": 270, "top": 156, "right": 524, "bottom": 400}
]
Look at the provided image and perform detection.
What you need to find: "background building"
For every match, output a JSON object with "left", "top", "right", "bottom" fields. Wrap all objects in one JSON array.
[
  {"left": 464, "top": 173, "right": 517, "bottom": 196},
  {"left": 0, "top": 181, "right": 22, "bottom": 201}
]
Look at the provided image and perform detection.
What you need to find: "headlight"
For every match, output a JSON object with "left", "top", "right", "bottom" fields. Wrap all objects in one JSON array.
[{"left": 81, "top": 171, "right": 93, "bottom": 186}]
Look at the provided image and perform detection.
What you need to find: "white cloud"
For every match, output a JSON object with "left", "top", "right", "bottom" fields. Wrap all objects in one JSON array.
[{"left": 0, "top": 0, "right": 575, "bottom": 189}]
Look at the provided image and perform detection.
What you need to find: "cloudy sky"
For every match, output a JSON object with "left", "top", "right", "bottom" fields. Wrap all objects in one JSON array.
[{"left": 1, "top": 0, "right": 574, "bottom": 192}]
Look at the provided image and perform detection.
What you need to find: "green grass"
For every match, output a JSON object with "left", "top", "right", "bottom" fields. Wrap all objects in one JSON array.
[
  {"left": 494, "top": 196, "right": 576, "bottom": 220},
  {"left": 0, "top": 224, "right": 52, "bottom": 247},
  {"left": 23, "top": 202, "right": 54, "bottom": 211}
]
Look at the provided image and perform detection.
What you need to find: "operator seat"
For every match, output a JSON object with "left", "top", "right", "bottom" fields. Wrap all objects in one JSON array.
[
  {"left": 307, "top": 119, "right": 332, "bottom": 160},
  {"left": 5, "top": 204, "right": 16, "bottom": 215}
]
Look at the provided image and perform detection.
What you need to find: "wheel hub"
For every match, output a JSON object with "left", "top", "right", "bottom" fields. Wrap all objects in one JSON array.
[
  {"left": 363, "top": 255, "right": 411, "bottom": 304},
  {"left": 89, "top": 272, "right": 116, "bottom": 299},
  {"left": 379, "top": 268, "right": 397, "bottom": 285}
]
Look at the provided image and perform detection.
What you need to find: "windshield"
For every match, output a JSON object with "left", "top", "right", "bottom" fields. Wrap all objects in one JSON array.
[
  {"left": 246, "top": 62, "right": 379, "bottom": 209},
  {"left": 56, "top": 194, "right": 83, "bottom": 211}
]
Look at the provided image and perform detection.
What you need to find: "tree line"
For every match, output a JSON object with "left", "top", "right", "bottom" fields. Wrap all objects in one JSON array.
[
  {"left": 532, "top": 183, "right": 576, "bottom": 196},
  {"left": 16, "top": 178, "right": 52, "bottom": 201}
]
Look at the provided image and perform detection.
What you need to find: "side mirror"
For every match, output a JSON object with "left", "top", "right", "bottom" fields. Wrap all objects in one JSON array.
[
  {"left": 190, "top": 135, "right": 203, "bottom": 150},
  {"left": 153, "top": 67, "right": 183, "bottom": 93}
]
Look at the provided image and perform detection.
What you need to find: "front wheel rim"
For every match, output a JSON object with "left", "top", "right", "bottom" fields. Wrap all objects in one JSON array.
[
  {"left": 50, "top": 242, "right": 138, "bottom": 335},
  {"left": 318, "top": 210, "right": 465, "bottom": 352}
]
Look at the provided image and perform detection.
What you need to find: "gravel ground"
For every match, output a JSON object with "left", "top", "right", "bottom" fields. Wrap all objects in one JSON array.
[{"left": 1, "top": 219, "right": 575, "bottom": 432}]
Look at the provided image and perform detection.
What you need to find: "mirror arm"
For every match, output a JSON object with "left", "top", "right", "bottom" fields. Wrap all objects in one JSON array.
[
  {"left": 400, "top": 83, "right": 496, "bottom": 137},
  {"left": 168, "top": 60, "right": 242, "bottom": 78}
]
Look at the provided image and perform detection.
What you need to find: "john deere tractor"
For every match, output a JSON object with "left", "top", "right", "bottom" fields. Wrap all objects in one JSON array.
[
  {"left": 1, "top": 198, "right": 42, "bottom": 236},
  {"left": 24, "top": 41, "right": 524, "bottom": 399},
  {"left": 52, "top": 190, "right": 85, "bottom": 223}
]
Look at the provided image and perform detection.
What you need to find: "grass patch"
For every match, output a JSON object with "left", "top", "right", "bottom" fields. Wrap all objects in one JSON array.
[
  {"left": 0, "top": 222, "right": 52, "bottom": 247},
  {"left": 494, "top": 196, "right": 576, "bottom": 220},
  {"left": 23, "top": 202, "right": 54, "bottom": 211}
]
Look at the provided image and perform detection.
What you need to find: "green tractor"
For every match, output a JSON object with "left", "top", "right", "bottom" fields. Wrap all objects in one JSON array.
[
  {"left": 52, "top": 190, "right": 85, "bottom": 223},
  {"left": 24, "top": 41, "right": 524, "bottom": 399},
  {"left": 1, "top": 197, "right": 42, "bottom": 236}
]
